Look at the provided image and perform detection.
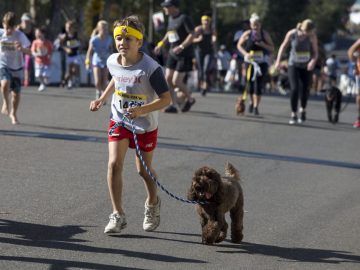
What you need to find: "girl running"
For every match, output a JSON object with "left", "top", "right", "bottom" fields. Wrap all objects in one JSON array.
[{"left": 89, "top": 15, "right": 171, "bottom": 234}]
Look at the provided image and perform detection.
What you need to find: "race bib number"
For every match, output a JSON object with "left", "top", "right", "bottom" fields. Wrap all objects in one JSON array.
[
  {"left": 37, "top": 47, "right": 48, "bottom": 56},
  {"left": 250, "top": 50, "right": 264, "bottom": 62},
  {"left": 167, "top": 30, "right": 180, "bottom": 43},
  {"left": 114, "top": 89, "right": 147, "bottom": 113},
  {"left": 66, "top": 39, "right": 80, "bottom": 48},
  {"left": 0, "top": 41, "right": 16, "bottom": 52},
  {"left": 295, "top": 51, "right": 310, "bottom": 63}
]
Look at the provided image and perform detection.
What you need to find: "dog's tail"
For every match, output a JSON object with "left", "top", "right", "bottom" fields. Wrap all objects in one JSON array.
[{"left": 224, "top": 162, "right": 240, "bottom": 181}]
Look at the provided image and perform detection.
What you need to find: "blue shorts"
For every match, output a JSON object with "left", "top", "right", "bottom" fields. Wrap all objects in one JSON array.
[{"left": 0, "top": 67, "right": 23, "bottom": 93}]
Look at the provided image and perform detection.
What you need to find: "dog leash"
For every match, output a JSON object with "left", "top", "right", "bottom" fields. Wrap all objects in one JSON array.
[
  {"left": 109, "top": 113, "right": 207, "bottom": 205},
  {"left": 238, "top": 55, "right": 262, "bottom": 104}
]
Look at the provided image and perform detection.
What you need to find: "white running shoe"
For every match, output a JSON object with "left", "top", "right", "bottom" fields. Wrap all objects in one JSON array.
[
  {"left": 38, "top": 84, "right": 46, "bottom": 92},
  {"left": 289, "top": 115, "right": 298, "bottom": 125},
  {"left": 143, "top": 197, "right": 161, "bottom": 232},
  {"left": 67, "top": 80, "right": 73, "bottom": 89},
  {"left": 104, "top": 212, "right": 127, "bottom": 234}
]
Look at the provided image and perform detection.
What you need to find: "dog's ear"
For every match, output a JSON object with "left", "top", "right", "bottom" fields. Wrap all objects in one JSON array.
[
  {"left": 187, "top": 180, "right": 197, "bottom": 201},
  {"left": 207, "top": 168, "right": 222, "bottom": 184}
]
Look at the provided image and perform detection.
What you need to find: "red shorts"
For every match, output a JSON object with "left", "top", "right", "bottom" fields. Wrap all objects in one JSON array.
[{"left": 108, "top": 120, "right": 158, "bottom": 152}]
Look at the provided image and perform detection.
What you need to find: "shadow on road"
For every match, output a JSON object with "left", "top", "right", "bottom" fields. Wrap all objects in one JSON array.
[
  {"left": 0, "top": 219, "right": 207, "bottom": 268},
  {"left": 189, "top": 110, "right": 355, "bottom": 132},
  {"left": 1, "top": 129, "right": 359, "bottom": 170},
  {"left": 0, "top": 256, "right": 147, "bottom": 270},
  {"left": 216, "top": 241, "right": 360, "bottom": 264}
]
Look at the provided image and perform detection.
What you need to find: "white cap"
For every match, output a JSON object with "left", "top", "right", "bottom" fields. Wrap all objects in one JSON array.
[
  {"left": 249, "top": 13, "right": 260, "bottom": 24},
  {"left": 21, "top": 13, "right": 32, "bottom": 21}
]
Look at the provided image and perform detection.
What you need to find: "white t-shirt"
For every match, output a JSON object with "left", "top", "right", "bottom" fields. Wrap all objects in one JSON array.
[
  {"left": 107, "top": 53, "right": 169, "bottom": 133},
  {"left": 0, "top": 29, "right": 31, "bottom": 70}
]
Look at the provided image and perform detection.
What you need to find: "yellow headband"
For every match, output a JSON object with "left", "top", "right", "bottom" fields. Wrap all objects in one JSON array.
[
  {"left": 201, "top": 15, "right": 211, "bottom": 21},
  {"left": 113, "top": 26, "right": 143, "bottom": 40}
]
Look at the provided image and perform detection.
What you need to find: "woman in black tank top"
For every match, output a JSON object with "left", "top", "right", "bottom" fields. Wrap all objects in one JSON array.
[
  {"left": 237, "top": 13, "right": 274, "bottom": 115},
  {"left": 193, "top": 15, "right": 216, "bottom": 96}
]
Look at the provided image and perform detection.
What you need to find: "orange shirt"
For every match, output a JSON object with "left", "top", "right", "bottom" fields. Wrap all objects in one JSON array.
[{"left": 31, "top": 39, "right": 53, "bottom": 65}]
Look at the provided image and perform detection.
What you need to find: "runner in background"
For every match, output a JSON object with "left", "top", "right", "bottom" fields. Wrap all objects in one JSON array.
[
  {"left": 275, "top": 19, "right": 318, "bottom": 125},
  {"left": 18, "top": 13, "right": 35, "bottom": 87},
  {"left": 154, "top": 0, "right": 196, "bottom": 113},
  {"left": 59, "top": 20, "right": 82, "bottom": 89},
  {"left": 31, "top": 27, "right": 53, "bottom": 92},
  {"left": 85, "top": 20, "right": 113, "bottom": 99},
  {"left": 236, "top": 13, "right": 274, "bottom": 115},
  {"left": 193, "top": 13, "right": 216, "bottom": 96},
  {"left": 0, "top": 11, "right": 31, "bottom": 124}
]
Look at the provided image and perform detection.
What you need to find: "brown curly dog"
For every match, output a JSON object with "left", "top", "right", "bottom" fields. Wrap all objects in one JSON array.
[
  {"left": 187, "top": 162, "right": 244, "bottom": 245},
  {"left": 235, "top": 97, "right": 246, "bottom": 115}
]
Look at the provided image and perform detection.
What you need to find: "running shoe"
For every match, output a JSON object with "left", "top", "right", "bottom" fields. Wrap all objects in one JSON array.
[
  {"left": 289, "top": 115, "right": 298, "bottom": 125},
  {"left": 353, "top": 119, "right": 360, "bottom": 128},
  {"left": 298, "top": 111, "right": 306, "bottom": 124},
  {"left": 104, "top": 213, "right": 127, "bottom": 234},
  {"left": 254, "top": 107, "right": 259, "bottom": 115},
  {"left": 38, "top": 84, "right": 46, "bottom": 92},
  {"left": 143, "top": 197, "right": 161, "bottom": 232},
  {"left": 333, "top": 113, "right": 339, "bottom": 124},
  {"left": 163, "top": 105, "right": 178, "bottom": 113},
  {"left": 248, "top": 103, "right": 254, "bottom": 113},
  {"left": 67, "top": 80, "right": 73, "bottom": 90},
  {"left": 181, "top": 98, "right": 196, "bottom": 112}
]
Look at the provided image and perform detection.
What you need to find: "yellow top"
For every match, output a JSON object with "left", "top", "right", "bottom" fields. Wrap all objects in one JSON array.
[{"left": 113, "top": 26, "right": 143, "bottom": 40}]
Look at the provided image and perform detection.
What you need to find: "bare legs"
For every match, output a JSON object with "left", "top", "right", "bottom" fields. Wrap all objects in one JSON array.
[
  {"left": 1, "top": 80, "right": 20, "bottom": 124},
  {"left": 107, "top": 139, "right": 158, "bottom": 215}
]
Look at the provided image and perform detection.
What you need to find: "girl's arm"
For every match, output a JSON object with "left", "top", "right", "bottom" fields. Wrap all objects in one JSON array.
[
  {"left": 89, "top": 78, "right": 115, "bottom": 111},
  {"left": 307, "top": 33, "right": 318, "bottom": 71},
  {"left": 275, "top": 29, "right": 293, "bottom": 68},
  {"left": 236, "top": 30, "right": 250, "bottom": 58},
  {"left": 126, "top": 91, "right": 171, "bottom": 119},
  {"left": 85, "top": 42, "right": 93, "bottom": 68},
  {"left": 348, "top": 39, "right": 360, "bottom": 61},
  {"left": 192, "top": 26, "right": 203, "bottom": 43}
]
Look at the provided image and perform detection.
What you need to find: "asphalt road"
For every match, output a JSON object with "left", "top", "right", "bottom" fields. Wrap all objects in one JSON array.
[{"left": 0, "top": 86, "right": 359, "bottom": 270}]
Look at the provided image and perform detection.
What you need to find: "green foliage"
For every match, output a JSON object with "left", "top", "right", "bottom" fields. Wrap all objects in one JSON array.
[
  {"left": 0, "top": 0, "right": 355, "bottom": 51},
  {"left": 304, "top": 0, "right": 355, "bottom": 42}
]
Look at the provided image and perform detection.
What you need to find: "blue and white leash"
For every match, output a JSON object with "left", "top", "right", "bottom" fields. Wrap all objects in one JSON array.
[{"left": 108, "top": 114, "right": 206, "bottom": 205}]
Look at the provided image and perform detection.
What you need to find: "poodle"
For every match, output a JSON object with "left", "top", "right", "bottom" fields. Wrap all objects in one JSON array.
[
  {"left": 187, "top": 162, "right": 244, "bottom": 245},
  {"left": 235, "top": 97, "right": 246, "bottom": 115}
]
